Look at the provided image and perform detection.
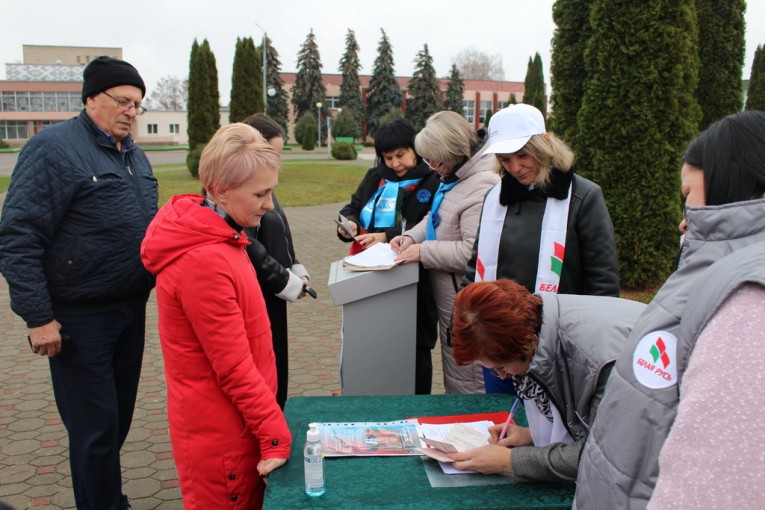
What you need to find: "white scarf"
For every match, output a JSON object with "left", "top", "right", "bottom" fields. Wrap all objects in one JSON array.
[{"left": 475, "top": 182, "right": 573, "bottom": 294}]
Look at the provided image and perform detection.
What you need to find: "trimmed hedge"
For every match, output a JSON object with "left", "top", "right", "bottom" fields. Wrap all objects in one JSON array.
[{"left": 331, "top": 142, "right": 357, "bottom": 160}]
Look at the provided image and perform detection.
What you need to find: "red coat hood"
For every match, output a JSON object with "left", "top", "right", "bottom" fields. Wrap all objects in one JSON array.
[{"left": 141, "top": 194, "right": 250, "bottom": 275}]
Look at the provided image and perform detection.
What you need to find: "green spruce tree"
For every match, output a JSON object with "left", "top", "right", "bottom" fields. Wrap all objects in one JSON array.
[
  {"left": 291, "top": 29, "right": 326, "bottom": 122},
  {"left": 444, "top": 64, "right": 465, "bottom": 114},
  {"left": 695, "top": 0, "right": 746, "bottom": 130},
  {"left": 367, "top": 29, "right": 402, "bottom": 135},
  {"left": 229, "top": 37, "right": 263, "bottom": 123},
  {"left": 549, "top": 0, "right": 594, "bottom": 146},
  {"left": 338, "top": 29, "right": 364, "bottom": 140},
  {"left": 405, "top": 44, "right": 443, "bottom": 131},
  {"left": 577, "top": 0, "right": 701, "bottom": 287},
  {"left": 262, "top": 36, "right": 290, "bottom": 139},
  {"left": 331, "top": 109, "right": 359, "bottom": 139},
  {"left": 746, "top": 44, "right": 765, "bottom": 111}
]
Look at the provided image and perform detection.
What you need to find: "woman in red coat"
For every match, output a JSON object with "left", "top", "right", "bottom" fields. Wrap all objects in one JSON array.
[{"left": 141, "top": 123, "right": 291, "bottom": 509}]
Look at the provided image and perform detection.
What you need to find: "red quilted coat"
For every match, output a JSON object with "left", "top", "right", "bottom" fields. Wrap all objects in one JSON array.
[{"left": 141, "top": 194, "right": 292, "bottom": 509}]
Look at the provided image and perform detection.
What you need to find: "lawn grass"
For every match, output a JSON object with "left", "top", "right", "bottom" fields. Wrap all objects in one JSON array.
[{"left": 153, "top": 159, "right": 369, "bottom": 207}]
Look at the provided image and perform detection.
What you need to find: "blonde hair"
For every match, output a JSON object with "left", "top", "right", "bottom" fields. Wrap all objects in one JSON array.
[
  {"left": 494, "top": 132, "right": 575, "bottom": 188},
  {"left": 199, "top": 123, "right": 280, "bottom": 198},
  {"left": 415, "top": 111, "right": 479, "bottom": 169}
]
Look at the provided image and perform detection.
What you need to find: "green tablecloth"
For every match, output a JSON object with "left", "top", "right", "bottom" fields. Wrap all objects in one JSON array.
[{"left": 264, "top": 394, "right": 575, "bottom": 509}]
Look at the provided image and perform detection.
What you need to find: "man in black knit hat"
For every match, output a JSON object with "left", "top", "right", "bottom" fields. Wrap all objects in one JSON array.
[{"left": 0, "top": 56, "right": 157, "bottom": 510}]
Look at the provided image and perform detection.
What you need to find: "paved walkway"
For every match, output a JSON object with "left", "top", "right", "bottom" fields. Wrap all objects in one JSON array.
[{"left": 0, "top": 201, "right": 445, "bottom": 509}]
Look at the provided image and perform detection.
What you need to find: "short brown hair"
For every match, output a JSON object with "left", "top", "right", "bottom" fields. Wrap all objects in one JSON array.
[{"left": 451, "top": 280, "right": 542, "bottom": 365}]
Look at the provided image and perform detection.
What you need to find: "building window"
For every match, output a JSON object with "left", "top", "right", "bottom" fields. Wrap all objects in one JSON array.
[
  {"left": 43, "top": 93, "right": 56, "bottom": 112},
  {"left": 463, "top": 100, "right": 475, "bottom": 124},
  {"left": 323, "top": 96, "right": 340, "bottom": 109},
  {"left": 497, "top": 101, "right": 509, "bottom": 111},
  {"left": 480, "top": 100, "right": 493, "bottom": 124},
  {"left": 147, "top": 124, "right": 158, "bottom": 134},
  {"left": 1, "top": 91, "right": 16, "bottom": 112},
  {"left": 0, "top": 121, "right": 30, "bottom": 140},
  {"left": 30, "top": 92, "right": 43, "bottom": 112},
  {"left": 169, "top": 124, "right": 179, "bottom": 134},
  {"left": 0, "top": 91, "right": 81, "bottom": 113}
]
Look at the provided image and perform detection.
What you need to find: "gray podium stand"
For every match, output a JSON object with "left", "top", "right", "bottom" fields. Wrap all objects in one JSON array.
[{"left": 328, "top": 260, "right": 419, "bottom": 396}]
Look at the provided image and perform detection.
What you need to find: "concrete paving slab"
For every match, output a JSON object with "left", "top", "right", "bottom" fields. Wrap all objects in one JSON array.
[{"left": 0, "top": 200, "right": 445, "bottom": 509}]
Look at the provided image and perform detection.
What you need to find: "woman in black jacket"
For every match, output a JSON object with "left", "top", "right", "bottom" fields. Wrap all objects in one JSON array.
[
  {"left": 242, "top": 114, "right": 311, "bottom": 409},
  {"left": 337, "top": 119, "right": 440, "bottom": 394},
  {"left": 464, "top": 104, "right": 619, "bottom": 394}
]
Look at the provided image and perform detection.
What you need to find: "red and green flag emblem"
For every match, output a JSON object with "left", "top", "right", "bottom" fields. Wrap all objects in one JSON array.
[{"left": 550, "top": 242, "right": 565, "bottom": 277}]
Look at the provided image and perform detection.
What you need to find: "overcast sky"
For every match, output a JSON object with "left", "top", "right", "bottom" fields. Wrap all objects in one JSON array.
[{"left": 1, "top": 0, "right": 764, "bottom": 102}]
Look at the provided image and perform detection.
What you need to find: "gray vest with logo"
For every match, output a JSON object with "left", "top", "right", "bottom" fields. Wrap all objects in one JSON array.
[{"left": 575, "top": 198, "right": 765, "bottom": 510}]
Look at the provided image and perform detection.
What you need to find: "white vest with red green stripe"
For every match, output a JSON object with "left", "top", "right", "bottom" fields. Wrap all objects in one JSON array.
[{"left": 575, "top": 198, "right": 765, "bottom": 510}]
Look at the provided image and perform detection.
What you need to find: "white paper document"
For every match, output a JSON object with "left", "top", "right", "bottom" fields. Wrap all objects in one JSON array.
[
  {"left": 416, "top": 421, "right": 493, "bottom": 474},
  {"left": 343, "top": 243, "right": 401, "bottom": 269}
]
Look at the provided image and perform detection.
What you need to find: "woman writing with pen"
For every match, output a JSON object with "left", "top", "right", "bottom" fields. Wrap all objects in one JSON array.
[
  {"left": 337, "top": 119, "right": 440, "bottom": 394},
  {"left": 446, "top": 280, "right": 644, "bottom": 482}
]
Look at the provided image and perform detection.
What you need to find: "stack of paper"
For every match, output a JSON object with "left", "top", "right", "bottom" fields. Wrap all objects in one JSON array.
[{"left": 343, "top": 243, "right": 401, "bottom": 271}]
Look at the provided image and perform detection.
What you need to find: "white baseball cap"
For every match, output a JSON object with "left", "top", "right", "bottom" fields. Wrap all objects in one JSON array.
[{"left": 483, "top": 103, "right": 546, "bottom": 155}]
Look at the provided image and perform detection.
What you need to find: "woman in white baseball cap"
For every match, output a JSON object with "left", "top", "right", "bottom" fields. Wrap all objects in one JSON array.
[{"left": 462, "top": 103, "right": 620, "bottom": 394}]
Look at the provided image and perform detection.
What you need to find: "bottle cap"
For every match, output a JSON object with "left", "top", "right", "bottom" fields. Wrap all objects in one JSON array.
[{"left": 307, "top": 423, "right": 320, "bottom": 442}]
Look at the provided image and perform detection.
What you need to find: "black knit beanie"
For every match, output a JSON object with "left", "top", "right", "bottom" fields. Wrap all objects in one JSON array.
[{"left": 81, "top": 56, "right": 146, "bottom": 104}]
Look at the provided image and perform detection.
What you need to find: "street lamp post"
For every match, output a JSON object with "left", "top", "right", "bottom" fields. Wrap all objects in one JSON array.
[
  {"left": 316, "top": 102, "right": 323, "bottom": 148},
  {"left": 255, "top": 23, "right": 267, "bottom": 112}
]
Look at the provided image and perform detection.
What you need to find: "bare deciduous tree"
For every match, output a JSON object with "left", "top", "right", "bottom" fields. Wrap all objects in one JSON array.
[
  {"left": 452, "top": 47, "right": 505, "bottom": 81},
  {"left": 145, "top": 75, "right": 188, "bottom": 111}
]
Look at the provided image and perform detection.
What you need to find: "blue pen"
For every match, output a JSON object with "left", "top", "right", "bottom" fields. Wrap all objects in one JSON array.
[{"left": 498, "top": 398, "right": 521, "bottom": 441}]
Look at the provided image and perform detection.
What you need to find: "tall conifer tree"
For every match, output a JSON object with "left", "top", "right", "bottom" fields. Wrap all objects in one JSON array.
[
  {"left": 406, "top": 44, "right": 443, "bottom": 131},
  {"left": 577, "top": 0, "right": 700, "bottom": 287},
  {"left": 262, "top": 36, "right": 289, "bottom": 138},
  {"left": 549, "top": 0, "right": 594, "bottom": 146},
  {"left": 229, "top": 37, "right": 262, "bottom": 123},
  {"left": 291, "top": 29, "right": 326, "bottom": 122},
  {"left": 338, "top": 29, "right": 363, "bottom": 140},
  {"left": 201, "top": 39, "right": 220, "bottom": 133},
  {"left": 746, "top": 44, "right": 765, "bottom": 111},
  {"left": 187, "top": 39, "right": 214, "bottom": 150},
  {"left": 523, "top": 54, "right": 547, "bottom": 115},
  {"left": 695, "top": 0, "right": 746, "bottom": 130},
  {"left": 444, "top": 64, "right": 465, "bottom": 115},
  {"left": 367, "top": 29, "right": 402, "bottom": 135}
]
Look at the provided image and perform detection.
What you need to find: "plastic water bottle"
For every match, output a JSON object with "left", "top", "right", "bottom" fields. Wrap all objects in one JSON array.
[{"left": 304, "top": 423, "right": 325, "bottom": 497}]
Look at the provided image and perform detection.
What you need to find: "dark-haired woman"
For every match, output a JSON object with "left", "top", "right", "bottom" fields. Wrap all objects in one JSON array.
[
  {"left": 577, "top": 110, "right": 765, "bottom": 509},
  {"left": 337, "top": 118, "right": 440, "bottom": 394},
  {"left": 241, "top": 114, "right": 312, "bottom": 409},
  {"left": 447, "top": 280, "right": 644, "bottom": 483}
]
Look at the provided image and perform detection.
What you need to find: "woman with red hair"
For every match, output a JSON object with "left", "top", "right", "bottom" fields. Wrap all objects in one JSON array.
[{"left": 447, "top": 280, "right": 643, "bottom": 483}]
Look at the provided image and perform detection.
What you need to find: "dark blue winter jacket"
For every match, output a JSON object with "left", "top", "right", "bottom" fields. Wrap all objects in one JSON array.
[{"left": 0, "top": 110, "right": 158, "bottom": 327}]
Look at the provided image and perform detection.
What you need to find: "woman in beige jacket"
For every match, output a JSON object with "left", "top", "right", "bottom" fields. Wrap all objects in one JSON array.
[{"left": 392, "top": 111, "right": 499, "bottom": 394}]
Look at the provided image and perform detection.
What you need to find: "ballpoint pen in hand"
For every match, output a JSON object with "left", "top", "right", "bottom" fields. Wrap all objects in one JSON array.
[
  {"left": 498, "top": 398, "right": 522, "bottom": 441},
  {"left": 398, "top": 218, "right": 407, "bottom": 253}
]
